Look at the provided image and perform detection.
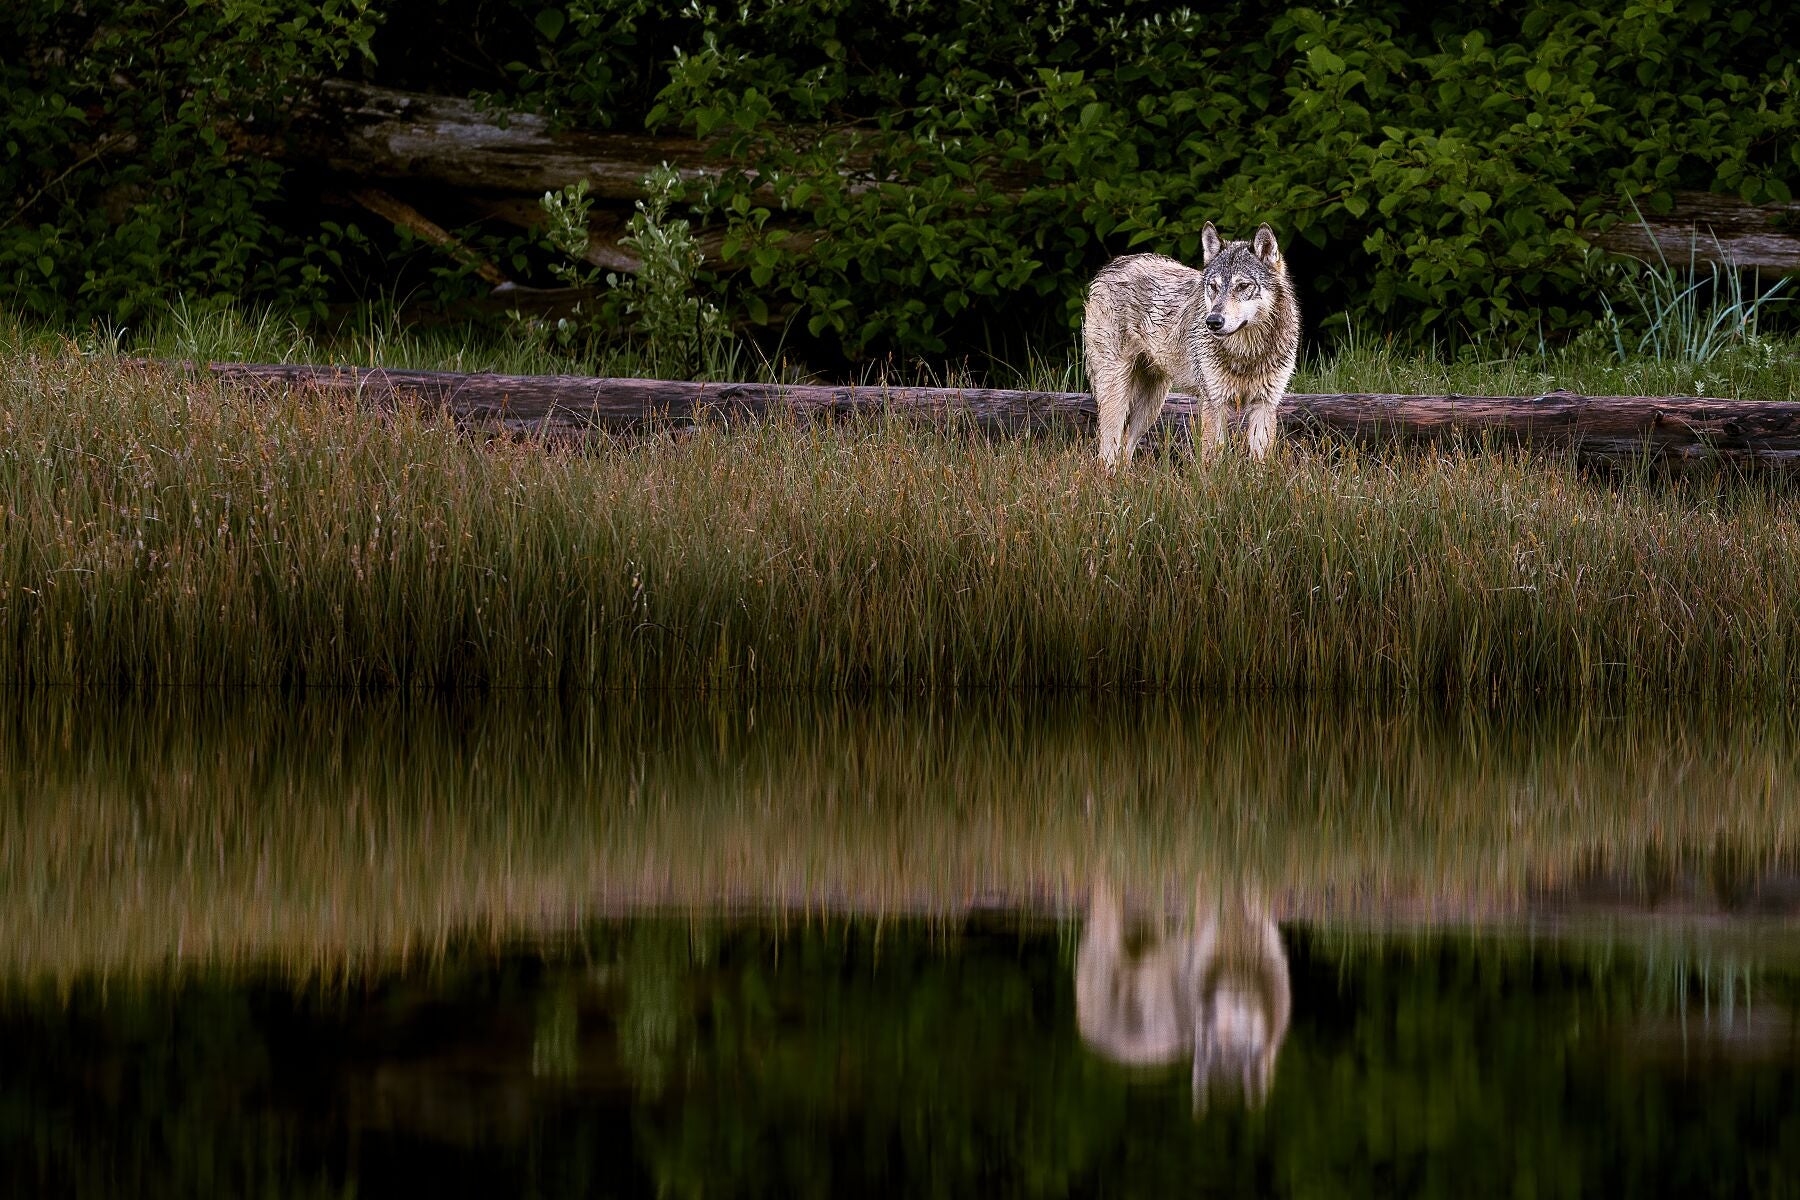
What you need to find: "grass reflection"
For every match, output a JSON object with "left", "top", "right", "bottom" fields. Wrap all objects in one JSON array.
[{"left": 0, "top": 690, "right": 1795, "bottom": 979}]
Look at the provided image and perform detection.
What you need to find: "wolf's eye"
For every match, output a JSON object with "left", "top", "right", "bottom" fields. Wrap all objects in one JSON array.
[{"left": 1235, "top": 280, "right": 1257, "bottom": 297}]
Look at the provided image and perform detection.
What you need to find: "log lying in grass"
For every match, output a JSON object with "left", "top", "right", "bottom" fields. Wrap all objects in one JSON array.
[
  {"left": 157, "top": 360, "right": 1800, "bottom": 465},
  {"left": 1286, "top": 389, "right": 1800, "bottom": 464}
]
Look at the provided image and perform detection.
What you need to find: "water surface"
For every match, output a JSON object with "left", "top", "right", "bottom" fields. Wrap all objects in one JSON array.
[{"left": 2, "top": 693, "right": 1796, "bottom": 1195}]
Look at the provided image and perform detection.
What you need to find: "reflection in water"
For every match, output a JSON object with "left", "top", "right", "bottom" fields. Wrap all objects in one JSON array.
[
  {"left": 1, "top": 919, "right": 1794, "bottom": 1198},
  {"left": 0, "top": 691, "right": 1796, "bottom": 1193},
  {"left": 2, "top": 690, "right": 1798, "bottom": 977},
  {"left": 1076, "top": 879, "right": 1290, "bottom": 1113}
]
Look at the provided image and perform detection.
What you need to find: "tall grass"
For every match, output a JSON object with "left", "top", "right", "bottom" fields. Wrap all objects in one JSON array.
[
  {"left": 6, "top": 330, "right": 1800, "bottom": 694},
  {"left": 2, "top": 690, "right": 1795, "bottom": 979}
]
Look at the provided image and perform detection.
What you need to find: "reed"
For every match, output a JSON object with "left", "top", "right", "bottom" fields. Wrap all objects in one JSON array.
[{"left": 5, "top": 324, "right": 1800, "bottom": 695}]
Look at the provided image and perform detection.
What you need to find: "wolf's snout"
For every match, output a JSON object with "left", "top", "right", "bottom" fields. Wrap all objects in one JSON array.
[{"left": 1203, "top": 314, "right": 1225, "bottom": 333}]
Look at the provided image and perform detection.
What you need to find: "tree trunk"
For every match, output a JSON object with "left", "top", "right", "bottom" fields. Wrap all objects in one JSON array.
[{"left": 145, "top": 360, "right": 1800, "bottom": 465}]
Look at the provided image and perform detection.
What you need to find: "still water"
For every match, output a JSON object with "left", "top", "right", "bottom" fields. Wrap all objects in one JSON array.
[{"left": 2, "top": 693, "right": 1797, "bottom": 1196}]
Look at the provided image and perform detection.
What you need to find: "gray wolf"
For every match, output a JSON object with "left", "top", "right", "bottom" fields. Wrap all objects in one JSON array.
[
  {"left": 1074, "top": 877, "right": 1291, "bottom": 1114},
  {"left": 1083, "top": 222, "right": 1300, "bottom": 465}
]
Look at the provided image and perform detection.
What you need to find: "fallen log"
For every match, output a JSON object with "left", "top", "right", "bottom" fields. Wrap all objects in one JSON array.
[
  {"left": 288, "top": 80, "right": 723, "bottom": 200},
  {"left": 1589, "top": 192, "right": 1800, "bottom": 273},
  {"left": 149, "top": 360, "right": 1800, "bottom": 465}
]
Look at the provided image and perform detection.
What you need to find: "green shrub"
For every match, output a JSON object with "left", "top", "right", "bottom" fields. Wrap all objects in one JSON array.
[
  {"left": 2, "top": 1, "right": 379, "bottom": 323},
  {"left": 528, "top": 167, "right": 732, "bottom": 376},
  {"left": 634, "top": 0, "right": 1798, "bottom": 352}
]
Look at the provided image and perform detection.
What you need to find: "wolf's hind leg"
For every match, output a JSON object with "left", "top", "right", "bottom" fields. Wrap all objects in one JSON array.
[
  {"left": 1092, "top": 361, "right": 1132, "bottom": 468},
  {"left": 1120, "top": 367, "right": 1170, "bottom": 460}
]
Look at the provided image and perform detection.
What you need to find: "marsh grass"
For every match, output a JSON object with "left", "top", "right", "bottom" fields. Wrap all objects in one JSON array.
[
  {"left": 2, "top": 691, "right": 1796, "bottom": 980},
  {"left": 7, "top": 322, "right": 1800, "bottom": 694}
]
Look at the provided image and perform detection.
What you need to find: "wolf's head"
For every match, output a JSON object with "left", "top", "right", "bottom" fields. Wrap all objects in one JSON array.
[{"left": 1196, "top": 222, "right": 1285, "bottom": 339}]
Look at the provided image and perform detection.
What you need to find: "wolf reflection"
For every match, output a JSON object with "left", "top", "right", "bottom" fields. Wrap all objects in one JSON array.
[{"left": 1075, "top": 879, "right": 1291, "bottom": 1114}]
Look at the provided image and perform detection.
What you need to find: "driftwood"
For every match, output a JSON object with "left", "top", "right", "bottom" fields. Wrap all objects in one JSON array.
[
  {"left": 290, "top": 80, "right": 723, "bottom": 200},
  {"left": 285, "top": 81, "right": 1800, "bottom": 275},
  {"left": 291, "top": 82, "right": 819, "bottom": 272},
  {"left": 155, "top": 360, "right": 1800, "bottom": 465}
]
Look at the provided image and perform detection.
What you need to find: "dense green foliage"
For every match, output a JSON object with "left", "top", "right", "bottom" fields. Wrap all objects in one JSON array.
[
  {"left": 638, "top": 0, "right": 1800, "bottom": 352},
  {"left": 5, "top": 1, "right": 1796, "bottom": 357},
  {"left": 2, "top": 1, "right": 378, "bottom": 321}
]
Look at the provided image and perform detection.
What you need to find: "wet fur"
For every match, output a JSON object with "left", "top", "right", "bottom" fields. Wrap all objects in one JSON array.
[{"left": 1084, "top": 223, "right": 1300, "bottom": 465}]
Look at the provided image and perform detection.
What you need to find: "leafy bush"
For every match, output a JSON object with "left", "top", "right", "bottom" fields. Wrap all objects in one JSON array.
[
  {"left": 2, "top": 1, "right": 379, "bottom": 322},
  {"left": 630, "top": 0, "right": 1798, "bottom": 352},
  {"left": 5, "top": 1, "right": 1796, "bottom": 359},
  {"left": 529, "top": 167, "right": 731, "bottom": 376}
]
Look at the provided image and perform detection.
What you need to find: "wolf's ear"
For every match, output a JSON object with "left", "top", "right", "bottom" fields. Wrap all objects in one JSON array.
[
  {"left": 1200, "top": 222, "right": 1222, "bottom": 264},
  {"left": 1253, "top": 224, "right": 1280, "bottom": 265}
]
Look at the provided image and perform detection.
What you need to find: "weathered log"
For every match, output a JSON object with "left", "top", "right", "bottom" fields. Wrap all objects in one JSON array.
[
  {"left": 152, "top": 360, "right": 1800, "bottom": 464},
  {"left": 287, "top": 81, "right": 1800, "bottom": 274},
  {"left": 1588, "top": 192, "right": 1800, "bottom": 273},
  {"left": 290, "top": 80, "right": 725, "bottom": 199},
  {"left": 292, "top": 81, "right": 814, "bottom": 272}
]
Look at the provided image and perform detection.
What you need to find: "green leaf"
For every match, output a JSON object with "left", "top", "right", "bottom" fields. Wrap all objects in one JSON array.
[
  {"left": 1308, "top": 46, "right": 1347, "bottom": 75},
  {"left": 535, "top": 9, "right": 566, "bottom": 42}
]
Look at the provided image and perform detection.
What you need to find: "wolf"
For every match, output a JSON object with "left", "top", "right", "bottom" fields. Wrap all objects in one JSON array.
[
  {"left": 1074, "top": 877, "right": 1291, "bottom": 1115},
  {"left": 1084, "top": 222, "right": 1300, "bottom": 465}
]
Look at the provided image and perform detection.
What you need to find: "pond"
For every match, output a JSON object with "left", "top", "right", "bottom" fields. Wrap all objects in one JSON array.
[{"left": 2, "top": 693, "right": 1796, "bottom": 1196}]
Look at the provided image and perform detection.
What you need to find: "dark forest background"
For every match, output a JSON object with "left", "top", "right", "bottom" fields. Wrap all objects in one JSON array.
[{"left": 4, "top": 1, "right": 1797, "bottom": 364}]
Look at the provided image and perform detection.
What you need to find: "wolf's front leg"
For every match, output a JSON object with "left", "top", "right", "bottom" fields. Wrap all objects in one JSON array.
[
  {"left": 1195, "top": 398, "right": 1228, "bottom": 461},
  {"left": 1244, "top": 400, "right": 1280, "bottom": 461}
]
